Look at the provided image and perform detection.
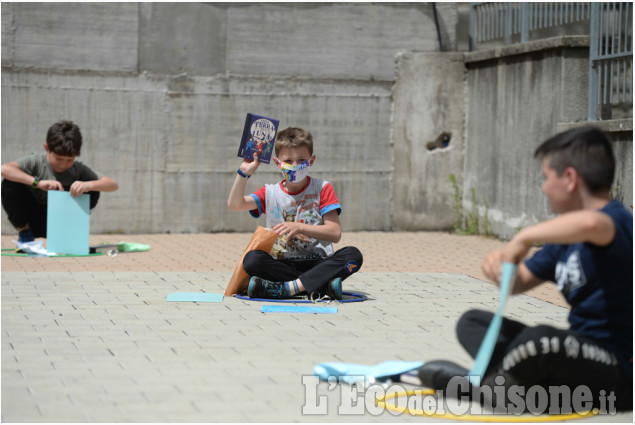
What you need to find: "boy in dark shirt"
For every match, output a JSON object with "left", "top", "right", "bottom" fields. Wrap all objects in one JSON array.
[{"left": 419, "top": 126, "right": 632, "bottom": 413}]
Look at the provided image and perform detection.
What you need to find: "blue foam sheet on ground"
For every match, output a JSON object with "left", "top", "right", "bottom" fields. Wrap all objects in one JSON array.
[
  {"left": 314, "top": 360, "right": 424, "bottom": 384},
  {"left": 46, "top": 191, "right": 90, "bottom": 255},
  {"left": 261, "top": 305, "right": 337, "bottom": 314},
  {"left": 166, "top": 293, "right": 224, "bottom": 302}
]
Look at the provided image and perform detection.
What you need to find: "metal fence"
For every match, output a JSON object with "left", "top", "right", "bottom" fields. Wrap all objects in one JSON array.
[
  {"left": 469, "top": 2, "right": 632, "bottom": 122},
  {"left": 588, "top": 2, "right": 632, "bottom": 120},
  {"left": 469, "top": 3, "right": 591, "bottom": 47}
]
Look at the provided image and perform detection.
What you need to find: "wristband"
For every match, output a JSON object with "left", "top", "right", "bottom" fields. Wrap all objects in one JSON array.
[
  {"left": 31, "top": 177, "right": 40, "bottom": 188},
  {"left": 237, "top": 169, "right": 251, "bottom": 179}
]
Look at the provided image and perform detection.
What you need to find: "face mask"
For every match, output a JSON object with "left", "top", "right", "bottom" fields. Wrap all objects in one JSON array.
[{"left": 274, "top": 158, "right": 312, "bottom": 182}]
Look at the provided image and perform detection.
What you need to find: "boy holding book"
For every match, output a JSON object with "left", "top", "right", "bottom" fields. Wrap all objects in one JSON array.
[
  {"left": 228, "top": 127, "right": 363, "bottom": 300},
  {"left": 1, "top": 120, "right": 119, "bottom": 242},
  {"left": 419, "top": 126, "right": 632, "bottom": 412}
]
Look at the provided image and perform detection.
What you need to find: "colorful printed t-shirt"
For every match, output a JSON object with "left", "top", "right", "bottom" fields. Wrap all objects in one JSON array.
[{"left": 249, "top": 177, "right": 341, "bottom": 260}]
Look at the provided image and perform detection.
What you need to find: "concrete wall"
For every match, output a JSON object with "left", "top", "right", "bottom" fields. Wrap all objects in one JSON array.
[
  {"left": 1, "top": 2, "right": 459, "bottom": 234},
  {"left": 391, "top": 52, "right": 466, "bottom": 230},
  {"left": 3, "top": 3, "right": 631, "bottom": 238},
  {"left": 463, "top": 37, "right": 633, "bottom": 239}
]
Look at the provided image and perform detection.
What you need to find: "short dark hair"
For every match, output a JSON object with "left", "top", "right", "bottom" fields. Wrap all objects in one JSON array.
[
  {"left": 46, "top": 120, "right": 82, "bottom": 156},
  {"left": 275, "top": 127, "right": 313, "bottom": 156},
  {"left": 534, "top": 125, "right": 615, "bottom": 194}
]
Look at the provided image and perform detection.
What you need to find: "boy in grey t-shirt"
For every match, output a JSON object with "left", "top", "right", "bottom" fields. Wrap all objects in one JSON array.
[{"left": 1, "top": 120, "right": 118, "bottom": 242}]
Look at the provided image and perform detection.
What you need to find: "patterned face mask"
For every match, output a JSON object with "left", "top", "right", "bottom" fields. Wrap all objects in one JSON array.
[{"left": 274, "top": 158, "right": 312, "bottom": 182}]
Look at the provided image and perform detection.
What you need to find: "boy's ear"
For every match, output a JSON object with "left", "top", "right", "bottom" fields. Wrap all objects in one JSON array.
[
  {"left": 564, "top": 166, "right": 579, "bottom": 192},
  {"left": 273, "top": 157, "right": 281, "bottom": 166},
  {"left": 309, "top": 155, "right": 316, "bottom": 165},
  {"left": 43, "top": 144, "right": 49, "bottom": 153}
]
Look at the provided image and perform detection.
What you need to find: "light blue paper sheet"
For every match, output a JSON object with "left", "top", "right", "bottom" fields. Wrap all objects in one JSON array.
[
  {"left": 261, "top": 305, "right": 337, "bottom": 314},
  {"left": 314, "top": 360, "right": 424, "bottom": 384},
  {"left": 46, "top": 191, "right": 90, "bottom": 255},
  {"left": 468, "top": 262, "right": 517, "bottom": 386},
  {"left": 166, "top": 293, "right": 224, "bottom": 303}
]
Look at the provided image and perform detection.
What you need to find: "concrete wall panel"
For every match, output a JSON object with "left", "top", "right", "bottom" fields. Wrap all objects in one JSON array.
[
  {"left": 226, "top": 3, "right": 443, "bottom": 80},
  {"left": 12, "top": 3, "right": 138, "bottom": 72},
  {"left": 2, "top": 4, "right": 14, "bottom": 67},
  {"left": 464, "top": 41, "right": 593, "bottom": 238},
  {"left": 139, "top": 3, "right": 227, "bottom": 75},
  {"left": 391, "top": 52, "right": 466, "bottom": 230}
]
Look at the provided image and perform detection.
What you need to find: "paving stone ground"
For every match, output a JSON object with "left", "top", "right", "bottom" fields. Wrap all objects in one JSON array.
[{"left": 1, "top": 232, "right": 631, "bottom": 422}]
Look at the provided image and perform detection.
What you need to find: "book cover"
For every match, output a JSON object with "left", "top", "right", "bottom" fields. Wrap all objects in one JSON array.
[{"left": 237, "top": 113, "right": 279, "bottom": 164}]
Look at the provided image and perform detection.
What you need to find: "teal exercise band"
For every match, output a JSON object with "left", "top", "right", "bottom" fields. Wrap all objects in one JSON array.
[{"left": 468, "top": 262, "right": 517, "bottom": 386}]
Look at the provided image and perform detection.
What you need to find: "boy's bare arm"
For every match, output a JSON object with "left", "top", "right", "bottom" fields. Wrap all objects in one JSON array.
[
  {"left": 227, "top": 156, "right": 260, "bottom": 211},
  {"left": 482, "top": 209, "right": 615, "bottom": 294},
  {"left": 272, "top": 210, "right": 342, "bottom": 243},
  {"left": 1, "top": 161, "right": 63, "bottom": 190},
  {"left": 69, "top": 176, "right": 119, "bottom": 196},
  {"left": 510, "top": 210, "right": 615, "bottom": 251},
  {"left": 482, "top": 249, "right": 544, "bottom": 294}
]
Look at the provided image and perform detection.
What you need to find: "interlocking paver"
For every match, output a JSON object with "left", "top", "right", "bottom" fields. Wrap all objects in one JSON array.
[{"left": 2, "top": 233, "right": 632, "bottom": 422}]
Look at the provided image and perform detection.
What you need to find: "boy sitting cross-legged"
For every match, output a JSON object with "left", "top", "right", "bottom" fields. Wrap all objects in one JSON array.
[
  {"left": 419, "top": 125, "right": 632, "bottom": 413},
  {"left": 227, "top": 127, "right": 363, "bottom": 300}
]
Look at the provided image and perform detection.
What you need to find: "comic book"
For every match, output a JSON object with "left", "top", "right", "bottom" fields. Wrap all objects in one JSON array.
[{"left": 237, "top": 113, "right": 280, "bottom": 164}]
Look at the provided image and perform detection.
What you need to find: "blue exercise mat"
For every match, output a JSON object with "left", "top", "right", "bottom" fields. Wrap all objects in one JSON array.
[{"left": 261, "top": 305, "right": 337, "bottom": 314}]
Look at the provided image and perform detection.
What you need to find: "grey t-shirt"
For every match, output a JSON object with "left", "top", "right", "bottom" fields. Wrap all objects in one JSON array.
[{"left": 16, "top": 153, "right": 100, "bottom": 205}]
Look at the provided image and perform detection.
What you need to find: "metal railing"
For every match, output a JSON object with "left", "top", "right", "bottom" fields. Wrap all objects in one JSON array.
[
  {"left": 469, "top": 3, "right": 591, "bottom": 48},
  {"left": 469, "top": 2, "right": 632, "bottom": 122},
  {"left": 588, "top": 2, "right": 632, "bottom": 120}
]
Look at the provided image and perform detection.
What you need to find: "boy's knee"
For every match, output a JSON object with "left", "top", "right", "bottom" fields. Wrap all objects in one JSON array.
[
  {"left": 339, "top": 246, "right": 363, "bottom": 273},
  {"left": 89, "top": 191, "right": 100, "bottom": 209},
  {"left": 458, "top": 309, "right": 491, "bottom": 329},
  {"left": 1, "top": 179, "right": 27, "bottom": 199},
  {"left": 242, "top": 250, "right": 269, "bottom": 274}
]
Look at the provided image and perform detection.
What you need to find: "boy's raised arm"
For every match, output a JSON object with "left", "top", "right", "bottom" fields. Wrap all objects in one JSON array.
[{"left": 227, "top": 156, "right": 260, "bottom": 211}]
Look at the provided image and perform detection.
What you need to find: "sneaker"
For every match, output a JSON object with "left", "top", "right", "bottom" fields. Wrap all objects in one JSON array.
[
  {"left": 312, "top": 277, "right": 343, "bottom": 301},
  {"left": 18, "top": 228, "right": 34, "bottom": 244},
  {"left": 327, "top": 277, "right": 343, "bottom": 300},
  {"left": 247, "top": 276, "right": 287, "bottom": 299},
  {"left": 417, "top": 360, "right": 470, "bottom": 391}
]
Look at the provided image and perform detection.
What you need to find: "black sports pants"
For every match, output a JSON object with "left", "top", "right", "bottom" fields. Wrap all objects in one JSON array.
[
  {"left": 242, "top": 246, "right": 363, "bottom": 293},
  {"left": 457, "top": 309, "right": 632, "bottom": 412},
  {"left": 1, "top": 179, "right": 100, "bottom": 238}
]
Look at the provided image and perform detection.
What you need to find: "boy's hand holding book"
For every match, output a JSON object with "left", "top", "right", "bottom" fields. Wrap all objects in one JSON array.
[{"left": 239, "top": 153, "right": 261, "bottom": 178}]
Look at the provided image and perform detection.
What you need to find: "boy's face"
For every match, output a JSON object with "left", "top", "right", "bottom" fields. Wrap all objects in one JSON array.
[
  {"left": 44, "top": 144, "right": 76, "bottom": 173},
  {"left": 541, "top": 157, "right": 573, "bottom": 214},
  {"left": 276, "top": 146, "right": 314, "bottom": 167}
]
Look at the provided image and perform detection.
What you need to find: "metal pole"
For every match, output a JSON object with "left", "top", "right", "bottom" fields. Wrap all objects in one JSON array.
[
  {"left": 588, "top": 3, "right": 601, "bottom": 120},
  {"left": 521, "top": 2, "right": 529, "bottom": 43}
]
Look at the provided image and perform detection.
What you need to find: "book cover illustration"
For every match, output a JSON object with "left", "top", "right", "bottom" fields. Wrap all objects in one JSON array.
[{"left": 237, "top": 113, "right": 280, "bottom": 164}]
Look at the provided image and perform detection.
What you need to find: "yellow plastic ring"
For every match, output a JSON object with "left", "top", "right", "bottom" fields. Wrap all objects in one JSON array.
[{"left": 376, "top": 389, "right": 599, "bottom": 422}]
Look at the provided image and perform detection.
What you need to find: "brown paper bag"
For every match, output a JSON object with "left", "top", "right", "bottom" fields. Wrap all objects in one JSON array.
[{"left": 224, "top": 226, "right": 278, "bottom": 296}]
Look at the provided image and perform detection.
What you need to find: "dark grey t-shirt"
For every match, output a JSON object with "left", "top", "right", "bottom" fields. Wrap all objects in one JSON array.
[{"left": 16, "top": 153, "right": 100, "bottom": 205}]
